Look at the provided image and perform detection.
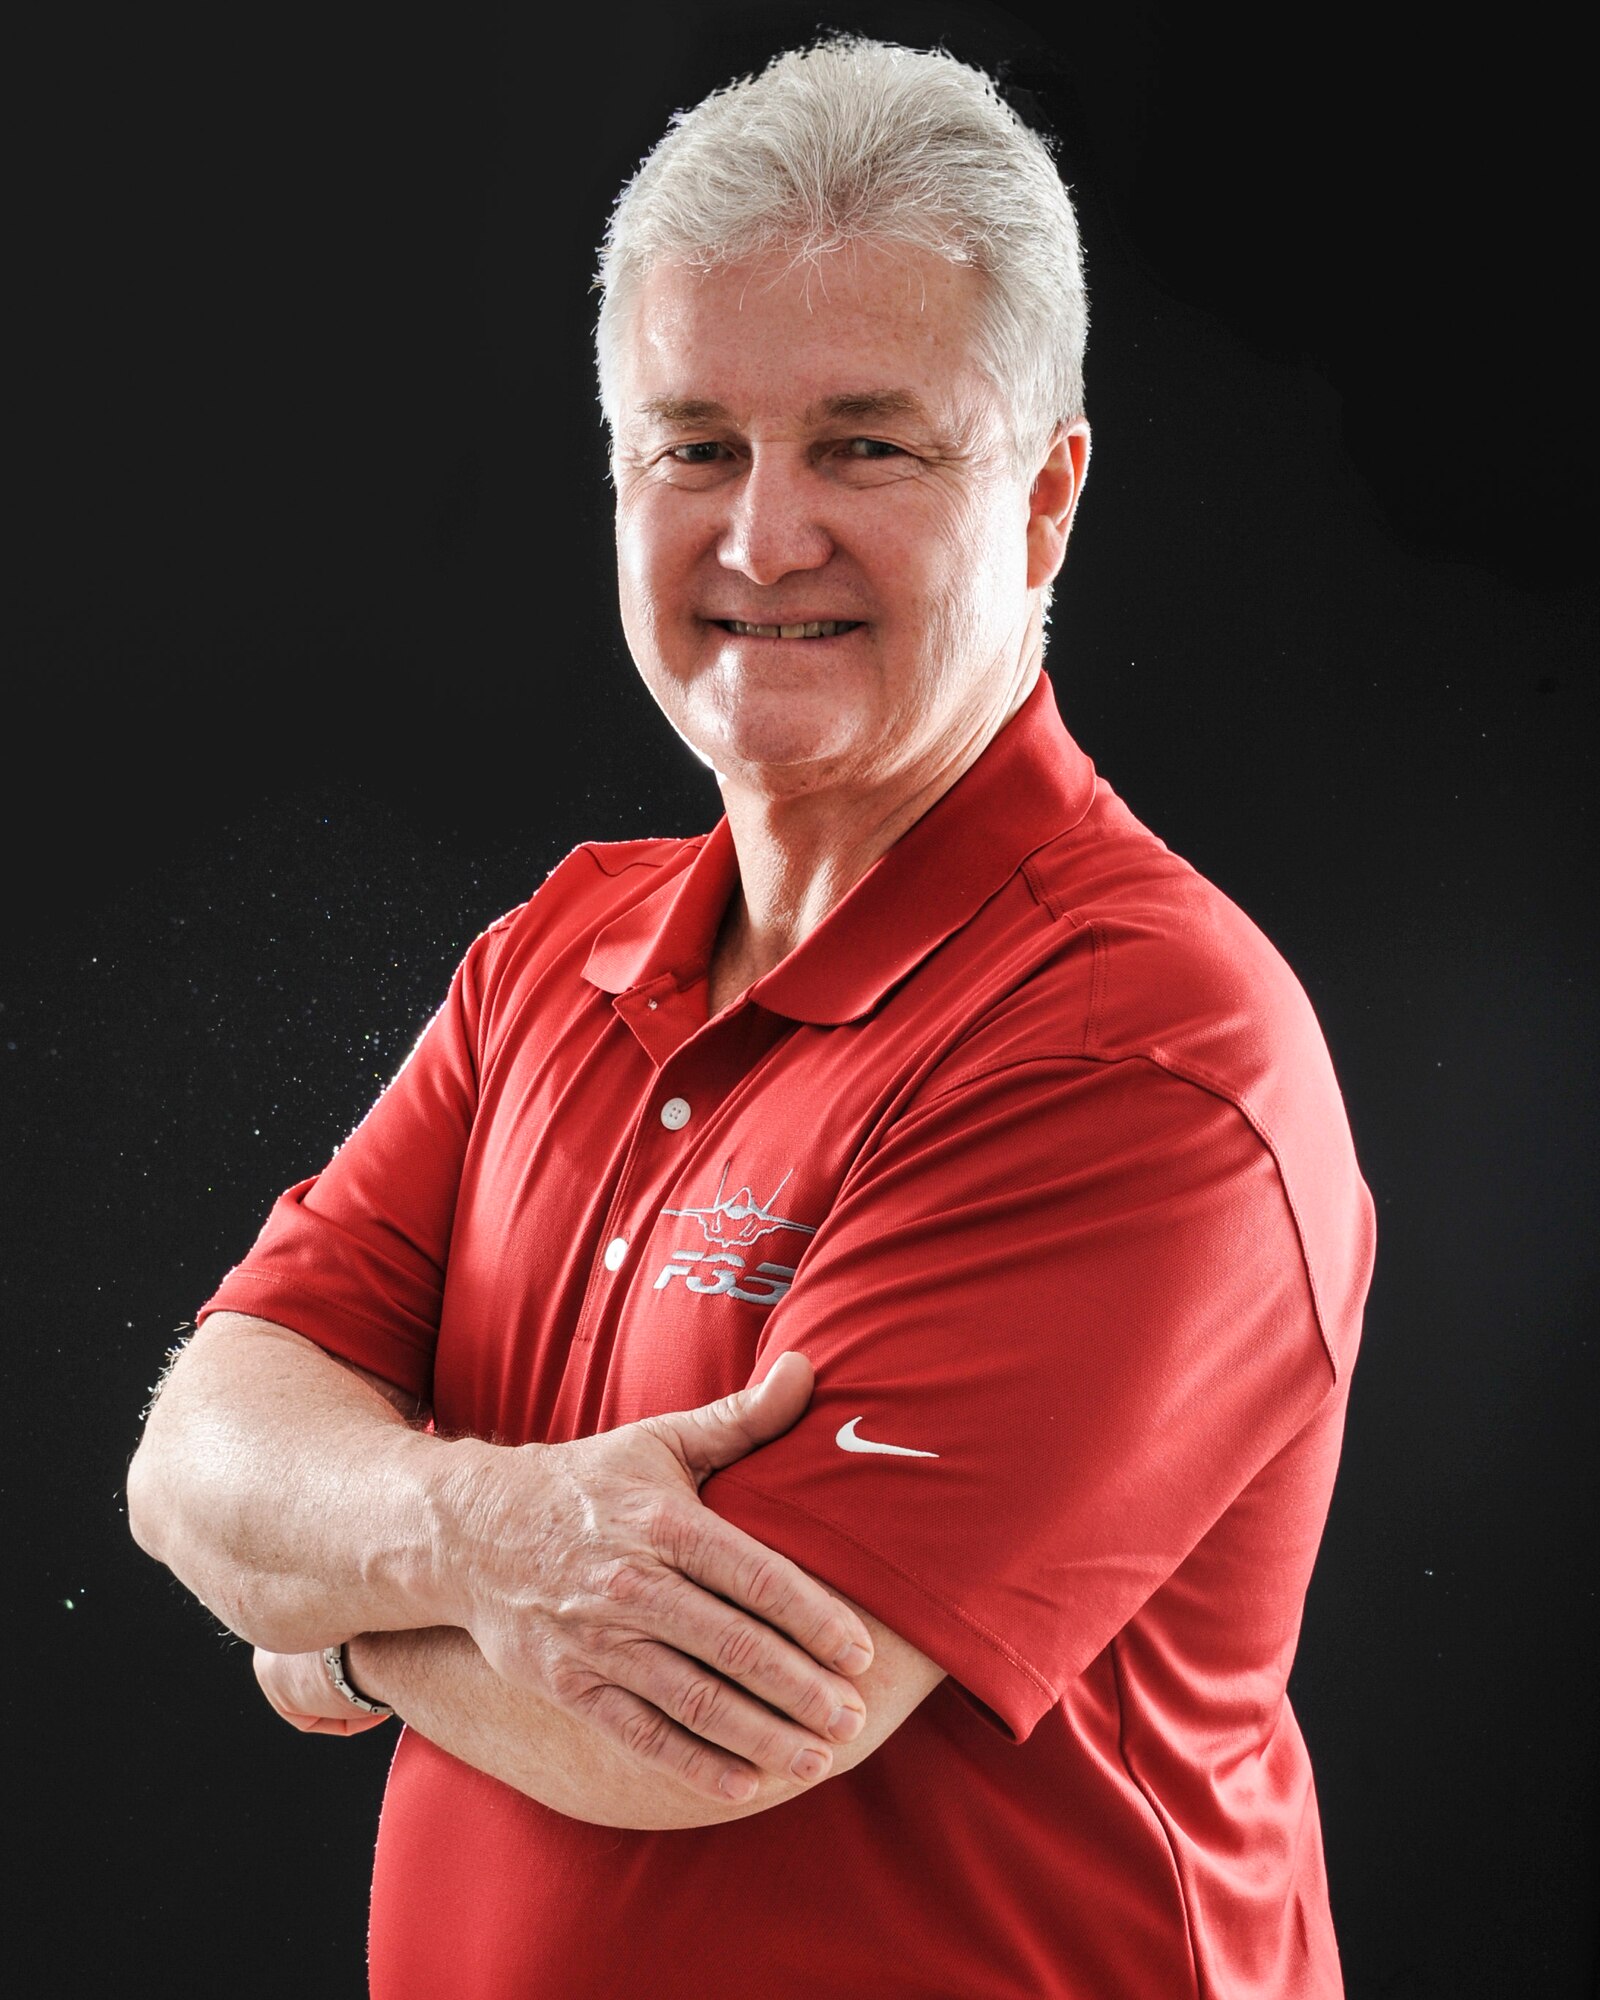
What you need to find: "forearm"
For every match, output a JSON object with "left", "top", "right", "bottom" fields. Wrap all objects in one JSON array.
[
  {"left": 127, "top": 1312, "right": 480, "bottom": 1652},
  {"left": 143, "top": 1334, "right": 898, "bottom": 1806}
]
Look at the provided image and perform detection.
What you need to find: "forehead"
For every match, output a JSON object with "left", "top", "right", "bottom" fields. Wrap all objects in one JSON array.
[{"left": 616, "top": 242, "right": 993, "bottom": 427}]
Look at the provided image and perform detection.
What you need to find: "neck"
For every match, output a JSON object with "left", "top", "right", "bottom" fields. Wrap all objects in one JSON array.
[{"left": 706, "top": 655, "right": 1041, "bottom": 1016}]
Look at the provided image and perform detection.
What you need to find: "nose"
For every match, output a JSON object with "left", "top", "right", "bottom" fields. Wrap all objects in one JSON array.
[{"left": 717, "top": 448, "right": 833, "bottom": 584}]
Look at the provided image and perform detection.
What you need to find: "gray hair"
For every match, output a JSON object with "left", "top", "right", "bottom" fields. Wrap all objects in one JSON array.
[{"left": 594, "top": 36, "right": 1088, "bottom": 458}]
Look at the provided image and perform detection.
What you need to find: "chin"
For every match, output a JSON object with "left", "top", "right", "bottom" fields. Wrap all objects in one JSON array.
[
  {"left": 715, "top": 727, "right": 867, "bottom": 791},
  {"left": 692, "top": 692, "right": 869, "bottom": 786}
]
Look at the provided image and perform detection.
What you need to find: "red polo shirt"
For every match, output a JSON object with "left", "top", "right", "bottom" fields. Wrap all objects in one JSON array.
[{"left": 203, "top": 675, "right": 1374, "bottom": 1999}]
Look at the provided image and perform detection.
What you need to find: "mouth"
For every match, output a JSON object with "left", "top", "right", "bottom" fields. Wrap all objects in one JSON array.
[{"left": 714, "top": 619, "right": 863, "bottom": 640}]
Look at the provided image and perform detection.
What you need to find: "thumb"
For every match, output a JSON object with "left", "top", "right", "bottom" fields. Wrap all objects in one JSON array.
[{"left": 646, "top": 1350, "right": 816, "bottom": 1484}]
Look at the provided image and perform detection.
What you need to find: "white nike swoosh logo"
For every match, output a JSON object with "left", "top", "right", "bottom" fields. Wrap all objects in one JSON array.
[{"left": 835, "top": 1417, "right": 939, "bottom": 1459}]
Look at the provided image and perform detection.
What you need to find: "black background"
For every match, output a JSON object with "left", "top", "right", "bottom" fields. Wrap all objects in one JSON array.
[{"left": 8, "top": 3, "right": 1595, "bottom": 1995}]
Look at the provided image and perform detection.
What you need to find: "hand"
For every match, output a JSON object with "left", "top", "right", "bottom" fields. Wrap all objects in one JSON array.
[
  {"left": 253, "top": 1646, "right": 393, "bottom": 1738},
  {"left": 437, "top": 1352, "right": 875, "bottom": 1801}
]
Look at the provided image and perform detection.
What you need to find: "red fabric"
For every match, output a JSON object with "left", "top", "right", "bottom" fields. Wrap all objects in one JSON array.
[{"left": 203, "top": 676, "right": 1373, "bottom": 1998}]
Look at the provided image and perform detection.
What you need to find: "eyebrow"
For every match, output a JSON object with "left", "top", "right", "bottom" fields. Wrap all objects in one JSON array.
[
  {"left": 634, "top": 389, "right": 933, "bottom": 429},
  {"left": 637, "top": 397, "right": 729, "bottom": 427},
  {"left": 811, "top": 390, "right": 929, "bottom": 424}
]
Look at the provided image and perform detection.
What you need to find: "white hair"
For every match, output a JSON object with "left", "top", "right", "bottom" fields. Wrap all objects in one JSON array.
[{"left": 594, "top": 36, "right": 1088, "bottom": 458}]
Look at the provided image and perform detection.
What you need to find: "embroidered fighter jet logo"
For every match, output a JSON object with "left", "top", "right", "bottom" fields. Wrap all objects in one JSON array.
[
  {"left": 662, "top": 1161, "right": 818, "bottom": 1250},
  {"left": 654, "top": 1161, "right": 819, "bottom": 1308}
]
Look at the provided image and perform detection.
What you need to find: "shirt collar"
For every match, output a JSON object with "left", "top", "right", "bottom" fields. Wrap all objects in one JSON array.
[{"left": 583, "top": 672, "right": 1097, "bottom": 1025}]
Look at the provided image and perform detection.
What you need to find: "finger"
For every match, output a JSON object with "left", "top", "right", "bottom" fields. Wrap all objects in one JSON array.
[
  {"left": 600, "top": 1557, "right": 866, "bottom": 1742},
  {"left": 642, "top": 1351, "right": 815, "bottom": 1484},
  {"left": 253, "top": 1647, "right": 393, "bottom": 1733},
  {"left": 574, "top": 1681, "right": 768, "bottom": 1804},
  {"left": 652, "top": 1501, "right": 874, "bottom": 1679},
  {"left": 290, "top": 1711, "right": 389, "bottom": 1737},
  {"left": 619, "top": 1638, "right": 839, "bottom": 1783},
  {"left": 679, "top": 1592, "right": 866, "bottom": 1743},
  {"left": 309, "top": 1712, "right": 391, "bottom": 1737}
]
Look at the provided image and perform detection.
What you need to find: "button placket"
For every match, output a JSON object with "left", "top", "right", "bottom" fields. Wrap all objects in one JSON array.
[
  {"left": 583, "top": 1057, "right": 711, "bottom": 1317},
  {"left": 574, "top": 1006, "right": 790, "bottom": 1376}
]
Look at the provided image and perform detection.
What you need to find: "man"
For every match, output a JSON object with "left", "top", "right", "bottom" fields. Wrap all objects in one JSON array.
[{"left": 128, "top": 37, "right": 1373, "bottom": 1999}]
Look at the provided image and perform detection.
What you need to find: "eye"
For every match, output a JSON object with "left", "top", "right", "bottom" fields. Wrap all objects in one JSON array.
[
  {"left": 668, "top": 441, "right": 729, "bottom": 464},
  {"left": 842, "top": 437, "right": 902, "bottom": 459}
]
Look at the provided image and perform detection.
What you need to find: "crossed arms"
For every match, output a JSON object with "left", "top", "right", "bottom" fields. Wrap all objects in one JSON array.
[{"left": 126, "top": 1311, "right": 945, "bottom": 1830}]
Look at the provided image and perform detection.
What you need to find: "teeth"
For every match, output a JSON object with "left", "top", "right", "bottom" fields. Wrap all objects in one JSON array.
[{"left": 726, "top": 620, "right": 855, "bottom": 638}]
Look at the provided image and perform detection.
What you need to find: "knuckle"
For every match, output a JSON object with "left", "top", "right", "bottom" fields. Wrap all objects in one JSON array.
[
  {"left": 743, "top": 1719, "right": 794, "bottom": 1772},
  {"left": 702, "top": 1389, "right": 745, "bottom": 1433},
  {"left": 673, "top": 1674, "right": 727, "bottom": 1736},
  {"left": 548, "top": 1658, "right": 604, "bottom": 1710},
  {"left": 676, "top": 1740, "right": 738, "bottom": 1796},
  {"left": 805, "top": 1606, "right": 857, "bottom": 1670},
  {"left": 600, "top": 1557, "right": 656, "bottom": 1608},
  {"left": 734, "top": 1550, "right": 794, "bottom": 1617},
  {"left": 617, "top": 1704, "right": 674, "bottom": 1763},
  {"left": 710, "top": 1618, "right": 769, "bottom": 1683},
  {"left": 784, "top": 1673, "right": 836, "bottom": 1732},
  {"left": 650, "top": 1502, "right": 706, "bottom": 1570}
]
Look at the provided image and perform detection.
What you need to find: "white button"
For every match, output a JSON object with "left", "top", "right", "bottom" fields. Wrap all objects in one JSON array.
[
  {"left": 660, "top": 1096, "right": 691, "bottom": 1131},
  {"left": 603, "top": 1236, "right": 628, "bottom": 1271}
]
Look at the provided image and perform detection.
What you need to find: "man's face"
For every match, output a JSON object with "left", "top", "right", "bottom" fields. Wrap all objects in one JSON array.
[{"left": 610, "top": 241, "right": 1074, "bottom": 805}]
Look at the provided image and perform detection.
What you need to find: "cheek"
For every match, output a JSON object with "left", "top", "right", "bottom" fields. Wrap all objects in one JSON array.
[
  {"left": 923, "top": 493, "right": 1026, "bottom": 622},
  {"left": 614, "top": 507, "right": 652, "bottom": 603},
  {"left": 615, "top": 506, "right": 681, "bottom": 646}
]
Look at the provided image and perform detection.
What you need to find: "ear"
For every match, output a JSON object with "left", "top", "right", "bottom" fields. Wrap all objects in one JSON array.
[{"left": 1025, "top": 420, "right": 1091, "bottom": 591}]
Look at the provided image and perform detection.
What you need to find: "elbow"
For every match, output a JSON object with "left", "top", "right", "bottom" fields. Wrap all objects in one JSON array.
[
  {"left": 123, "top": 1435, "right": 282, "bottom": 1648},
  {"left": 125, "top": 1433, "right": 171, "bottom": 1565},
  {"left": 123, "top": 1435, "right": 223, "bottom": 1620}
]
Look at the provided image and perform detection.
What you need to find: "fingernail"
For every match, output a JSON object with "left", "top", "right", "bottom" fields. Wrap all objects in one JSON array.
[
  {"left": 828, "top": 1706, "right": 863, "bottom": 1742},
  {"left": 790, "top": 1748, "right": 829, "bottom": 1782},
  {"left": 835, "top": 1642, "right": 872, "bottom": 1675},
  {"left": 721, "top": 1769, "right": 757, "bottom": 1802}
]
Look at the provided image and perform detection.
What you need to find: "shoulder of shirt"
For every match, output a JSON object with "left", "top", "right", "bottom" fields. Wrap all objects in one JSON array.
[
  {"left": 1010, "top": 780, "right": 1330, "bottom": 1094},
  {"left": 460, "top": 835, "right": 707, "bottom": 958},
  {"left": 990, "top": 782, "right": 1376, "bottom": 1365},
  {"left": 940, "top": 777, "right": 1361, "bottom": 1215}
]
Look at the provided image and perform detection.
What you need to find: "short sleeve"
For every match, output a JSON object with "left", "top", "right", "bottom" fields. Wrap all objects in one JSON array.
[
  {"left": 196, "top": 923, "right": 501, "bottom": 1402},
  {"left": 703, "top": 1053, "right": 1336, "bottom": 1740}
]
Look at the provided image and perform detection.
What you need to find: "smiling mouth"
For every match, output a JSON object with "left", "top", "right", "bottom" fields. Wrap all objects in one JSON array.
[{"left": 716, "top": 619, "right": 863, "bottom": 639}]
